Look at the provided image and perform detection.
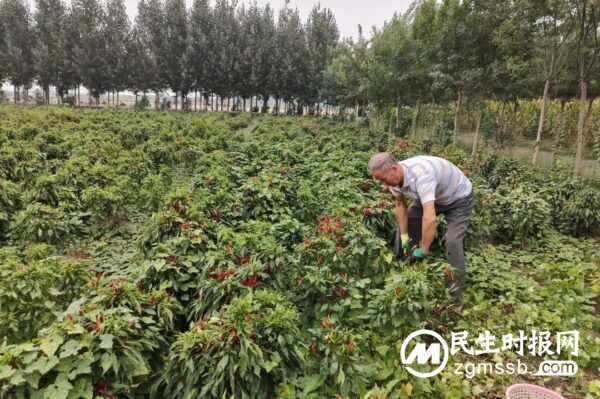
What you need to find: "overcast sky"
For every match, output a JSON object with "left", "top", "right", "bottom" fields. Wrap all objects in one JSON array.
[{"left": 122, "top": 0, "right": 414, "bottom": 40}]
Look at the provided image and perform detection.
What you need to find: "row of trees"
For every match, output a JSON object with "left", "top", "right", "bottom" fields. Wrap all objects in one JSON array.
[
  {"left": 0, "top": 0, "right": 339, "bottom": 112},
  {"left": 321, "top": 0, "right": 599, "bottom": 179}
]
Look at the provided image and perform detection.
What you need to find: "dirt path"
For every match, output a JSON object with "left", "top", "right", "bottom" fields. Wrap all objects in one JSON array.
[{"left": 237, "top": 117, "right": 260, "bottom": 135}]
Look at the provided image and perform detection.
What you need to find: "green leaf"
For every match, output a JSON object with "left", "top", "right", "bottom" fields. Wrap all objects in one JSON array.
[
  {"left": 336, "top": 368, "right": 345, "bottom": 385},
  {"left": 98, "top": 334, "right": 113, "bottom": 350},
  {"left": 132, "top": 361, "right": 149, "bottom": 377},
  {"left": 40, "top": 335, "right": 63, "bottom": 357},
  {"left": 216, "top": 355, "right": 229, "bottom": 373},
  {"left": 67, "top": 378, "right": 93, "bottom": 399},
  {"left": 59, "top": 340, "right": 80, "bottom": 358},
  {"left": 0, "top": 364, "right": 16, "bottom": 379},
  {"left": 9, "top": 370, "right": 26, "bottom": 385},
  {"left": 100, "top": 353, "right": 112, "bottom": 375},
  {"left": 299, "top": 375, "right": 325, "bottom": 395},
  {"left": 67, "top": 358, "right": 92, "bottom": 380},
  {"left": 588, "top": 380, "right": 600, "bottom": 395},
  {"left": 23, "top": 371, "right": 41, "bottom": 389},
  {"left": 375, "top": 345, "right": 389, "bottom": 356},
  {"left": 40, "top": 357, "right": 60, "bottom": 376},
  {"left": 384, "top": 252, "right": 393, "bottom": 264},
  {"left": 43, "top": 378, "right": 73, "bottom": 399}
]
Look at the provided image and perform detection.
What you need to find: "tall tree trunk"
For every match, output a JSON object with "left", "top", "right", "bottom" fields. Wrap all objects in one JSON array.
[
  {"left": 411, "top": 100, "right": 421, "bottom": 139},
  {"left": 557, "top": 99, "right": 566, "bottom": 147},
  {"left": 573, "top": 80, "right": 594, "bottom": 181},
  {"left": 428, "top": 101, "right": 436, "bottom": 137},
  {"left": 472, "top": 107, "right": 483, "bottom": 157},
  {"left": 77, "top": 86, "right": 80, "bottom": 107},
  {"left": 452, "top": 90, "right": 462, "bottom": 144},
  {"left": 194, "top": 91, "right": 197, "bottom": 110},
  {"left": 116, "top": 92, "right": 119, "bottom": 107},
  {"left": 533, "top": 79, "right": 552, "bottom": 166},
  {"left": 494, "top": 101, "right": 506, "bottom": 144},
  {"left": 395, "top": 99, "right": 400, "bottom": 129},
  {"left": 573, "top": 80, "right": 589, "bottom": 181},
  {"left": 43, "top": 84, "right": 49, "bottom": 104},
  {"left": 155, "top": 90, "right": 160, "bottom": 109}
]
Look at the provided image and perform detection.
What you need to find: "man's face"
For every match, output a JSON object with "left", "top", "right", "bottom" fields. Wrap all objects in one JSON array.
[{"left": 371, "top": 165, "right": 402, "bottom": 187}]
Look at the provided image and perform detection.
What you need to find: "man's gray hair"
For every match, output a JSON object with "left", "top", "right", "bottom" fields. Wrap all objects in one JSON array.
[{"left": 368, "top": 152, "right": 398, "bottom": 172}]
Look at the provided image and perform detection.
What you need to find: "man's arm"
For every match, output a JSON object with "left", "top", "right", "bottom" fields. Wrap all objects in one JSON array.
[
  {"left": 415, "top": 175, "right": 437, "bottom": 253},
  {"left": 395, "top": 194, "right": 408, "bottom": 235},
  {"left": 419, "top": 201, "right": 436, "bottom": 253}
]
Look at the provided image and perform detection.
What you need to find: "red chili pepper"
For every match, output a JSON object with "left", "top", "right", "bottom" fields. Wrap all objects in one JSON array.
[
  {"left": 237, "top": 253, "right": 250, "bottom": 265},
  {"left": 303, "top": 237, "right": 311, "bottom": 248},
  {"left": 243, "top": 276, "right": 257, "bottom": 288},
  {"left": 443, "top": 267, "right": 454, "bottom": 279},
  {"left": 93, "top": 271, "right": 102, "bottom": 289},
  {"left": 230, "top": 328, "right": 239, "bottom": 343},
  {"left": 321, "top": 317, "right": 333, "bottom": 329},
  {"left": 216, "top": 269, "right": 226, "bottom": 281}
]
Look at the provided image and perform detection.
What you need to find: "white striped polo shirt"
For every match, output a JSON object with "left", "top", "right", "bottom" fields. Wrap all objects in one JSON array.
[{"left": 389, "top": 156, "right": 472, "bottom": 205}]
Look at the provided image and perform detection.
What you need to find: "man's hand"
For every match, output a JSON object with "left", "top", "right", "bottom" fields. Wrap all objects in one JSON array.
[{"left": 407, "top": 247, "right": 427, "bottom": 264}]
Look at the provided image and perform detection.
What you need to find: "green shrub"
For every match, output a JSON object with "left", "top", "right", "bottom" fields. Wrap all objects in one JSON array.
[
  {"left": 134, "top": 95, "right": 150, "bottom": 110},
  {"left": 9, "top": 204, "right": 84, "bottom": 244},
  {"left": 0, "top": 257, "right": 91, "bottom": 342},
  {"left": 81, "top": 180, "right": 133, "bottom": 225},
  {"left": 557, "top": 186, "right": 600, "bottom": 236},
  {"left": 0, "top": 179, "right": 21, "bottom": 240},
  {"left": 368, "top": 263, "right": 450, "bottom": 337},
  {"left": 153, "top": 290, "right": 302, "bottom": 399},
  {"left": 490, "top": 184, "right": 552, "bottom": 243},
  {"left": 0, "top": 285, "right": 182, "bottom": 398}
]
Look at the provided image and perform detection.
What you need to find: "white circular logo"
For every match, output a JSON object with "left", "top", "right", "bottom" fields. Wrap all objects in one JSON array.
[{"left": 400, "top": 329, "right": 449, "bottom": 378}]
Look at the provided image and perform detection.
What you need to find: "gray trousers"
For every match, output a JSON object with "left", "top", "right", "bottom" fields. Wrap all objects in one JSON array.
[{"left": 394, "top": 190, "right": 475, "bottom": 304}]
